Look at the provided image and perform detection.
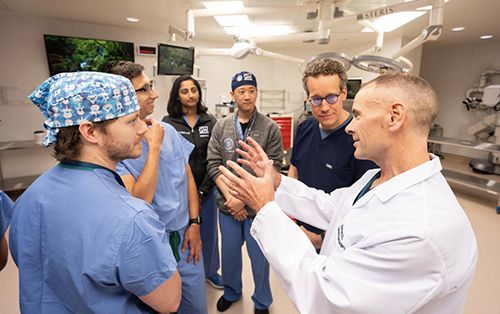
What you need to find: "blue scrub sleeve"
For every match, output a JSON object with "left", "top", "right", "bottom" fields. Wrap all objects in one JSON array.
[
  {"left": 176, "top": 131, "right": 194, "bottom": 165},
  {"left": 115, "top": 161, "right": 131, "bottom": 177},
  {"left": 161, "top": 121, "right": 194, "bottom": 166},
  {"left": 0, "top": 191, "right": 14, "bottom": 237},
  {"left": 117, "top": 210, "right": 178, "bottom": 297}
]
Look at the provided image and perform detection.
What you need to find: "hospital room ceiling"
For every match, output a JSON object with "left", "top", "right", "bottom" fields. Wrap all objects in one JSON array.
[{"left": 1, "top": 0, "right": 499, "bottom": 50}]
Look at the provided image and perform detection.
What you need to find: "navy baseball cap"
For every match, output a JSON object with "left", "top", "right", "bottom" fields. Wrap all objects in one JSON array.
[{"left": 231, "top": 71, "right": 257, "bottom": 91}]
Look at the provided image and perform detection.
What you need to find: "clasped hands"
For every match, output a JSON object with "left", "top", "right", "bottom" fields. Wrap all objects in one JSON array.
[{"left": 218, "top": 137, "right": 281, "bottom": 213}]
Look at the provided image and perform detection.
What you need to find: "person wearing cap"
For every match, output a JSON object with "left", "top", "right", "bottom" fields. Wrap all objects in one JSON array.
[
  {"left": 102, "top": 61, "right": 207, "bottom": 314},
  {"left": 0, "top": 190, "right": 14, "bottom": 271},
  {"left": 207, "top": 71, "right": 283, "bottom": 314},
  {"left": 288, "top": 58, "right": 376, "bottom": 250},
  {"left": 218, "top": 73, "right": 477, "bottom": 313},
  {"left": 9, "top": 72, "right": 181, "bottom": 314}
]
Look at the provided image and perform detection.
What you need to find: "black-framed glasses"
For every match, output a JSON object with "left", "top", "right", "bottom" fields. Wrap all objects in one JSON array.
[
  {"left": 135, "top": 81, "right": 155, "bottom": 94},
  {"left": 308, "top": 93, "right": 340, "bottom": 107}
]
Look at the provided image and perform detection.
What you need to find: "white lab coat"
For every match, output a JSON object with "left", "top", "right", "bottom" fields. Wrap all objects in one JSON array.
[{"left": 251, "top": 155, "right": 477, "bottom": 314}]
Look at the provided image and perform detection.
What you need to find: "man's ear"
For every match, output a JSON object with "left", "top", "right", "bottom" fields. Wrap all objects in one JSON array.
[
  {"left": 388, "top": 103, "right": 405, "bottom": 132},
  {"left": 78, "top": 121, "right": 99, "bottom": 144},
  {"left": 340, "top": 87, "right": 348, "bottom": 100}
]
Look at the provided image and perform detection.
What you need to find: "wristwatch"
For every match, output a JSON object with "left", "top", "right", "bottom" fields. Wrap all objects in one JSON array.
[{"left": 189, "top": 217, "right": 202, "bottom": 225}]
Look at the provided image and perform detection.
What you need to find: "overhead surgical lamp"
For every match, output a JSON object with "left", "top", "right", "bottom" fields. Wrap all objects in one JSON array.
[
  {"left": 351, "top": 0, "right": 445, "bottom": 73},
  {"left": 351, "top": 55, "right": 413, "bottom": 74},
  {"left": 172, "top": 0, "right": 447, "bottom": 70}
]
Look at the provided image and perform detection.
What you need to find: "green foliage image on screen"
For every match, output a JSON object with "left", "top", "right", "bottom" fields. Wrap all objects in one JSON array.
[
  {"left": 157, "top": 43, "right": 194, "bottom": 76},
  {"left": 44, "top": 34, "right": 135, "bottom": 76}
]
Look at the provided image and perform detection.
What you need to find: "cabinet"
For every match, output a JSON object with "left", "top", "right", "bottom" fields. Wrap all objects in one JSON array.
[
  {"left": 269, "top": 114, "right": 294, "bottom": 150},
  {"left": 0, "top": 140, "right": 42, "bottom": 191}
]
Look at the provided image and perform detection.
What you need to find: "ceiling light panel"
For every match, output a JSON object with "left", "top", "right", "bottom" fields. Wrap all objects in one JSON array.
[
  {"left": 214, "top": 15, "right": 250, "bottom": 27},
  {"left": 203, "top": 1, "right": 244, "bottom": 10},
  {"left": 361, "top": 11, "right": 427, "bottom": 33},
  {"left": 126, "top": 17, "right": 139, "bottom": 23},
  {"left": 224, "top": 25, "right": 292, "bottom": 37}
]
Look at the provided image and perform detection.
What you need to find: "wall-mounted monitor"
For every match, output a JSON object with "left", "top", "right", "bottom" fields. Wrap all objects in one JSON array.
[
  {"left": 346, "top": 78, "right": 362, "bottom": 99},
  {"left": 43, "top": 34, "right": 135, "bottom": 76},
  {"left": 157, "top": 43, "right": 195, "bottom": 76}
]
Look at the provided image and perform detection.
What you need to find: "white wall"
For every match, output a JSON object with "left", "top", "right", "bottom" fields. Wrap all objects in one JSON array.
[
  {"left": 0, "top": 13, "right": 169, "bottom": 179},
  {"left": 420, "top": 41, "right": 500, "bottom": 159},
  {"left": 0, "top": 12, "right": 416, "bottom": 180}
]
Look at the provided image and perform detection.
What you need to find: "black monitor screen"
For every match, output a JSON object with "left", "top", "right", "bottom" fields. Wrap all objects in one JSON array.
[
  {"left": 157, "top": 43, "right": 194, "bottom": 76},
  {"left": 346, "top": 78, "right": 362, "bottom": 99},
  {"left": 44, "top": 34, "right": 135, "bottom": 76}
]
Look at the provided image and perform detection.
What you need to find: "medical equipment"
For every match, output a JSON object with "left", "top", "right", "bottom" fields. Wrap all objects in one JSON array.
[
  {"left": 463, "top": 70, "right": 500, "bottom": 175},
  {"left": 168, "top": 0, "right": 446, "bottom": 74}
]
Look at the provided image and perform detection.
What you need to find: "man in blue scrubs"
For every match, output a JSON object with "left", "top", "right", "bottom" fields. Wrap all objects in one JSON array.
[
  {"left": 9, "top": 72, "right": 181, "bottom": 314},
  {"left": 288, "top": 58, "right": 376, "bottom": 249},
  {"left": 104, "top": 61, "right": 207, "bottom": 314},
  {"left": 0, "top": 190, "right": 14, "bottom": 271}
]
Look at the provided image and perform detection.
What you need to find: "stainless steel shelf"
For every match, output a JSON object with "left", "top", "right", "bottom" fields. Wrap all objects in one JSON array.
[
  {"left": 428, "top": 136, "right": 500, "bottom": 213},
  {"left": 0, "top": 140, "right": 44, "bottom": 192},
  {"left": 428, "top": 136, "right": 500, "bottom": 153},
  {"left": 0, "top": 175, "right": 39, "bottom": 192},
  {"left": 442, "top": 169, "right": 500, "bottom": 196},
  {"left": 0, "top": 140, "right": 44, "bottom": 151}
]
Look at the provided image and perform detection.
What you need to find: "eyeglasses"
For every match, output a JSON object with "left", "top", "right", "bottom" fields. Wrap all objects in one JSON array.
[
  {"left": 307, "top": 93, "right": 340, "bottom": 107},
  {"left": 135, "top": 81, "right": 155, "bottom": 94}
]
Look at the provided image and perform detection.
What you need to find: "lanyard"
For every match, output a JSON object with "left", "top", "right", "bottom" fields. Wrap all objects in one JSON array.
[
  {"left": 352, "top": 170, "right": 381, "bottom": 205},
  {"left": 60, "top": 160, "right": 126, "bottom": 188},
  {"left": 234, "top": 110, "right": 256, "bottom": 141}
]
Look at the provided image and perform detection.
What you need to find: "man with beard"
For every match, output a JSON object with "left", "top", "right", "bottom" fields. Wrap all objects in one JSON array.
[{"left": 10, "top": 72, "right": 181, "bottom": 313}]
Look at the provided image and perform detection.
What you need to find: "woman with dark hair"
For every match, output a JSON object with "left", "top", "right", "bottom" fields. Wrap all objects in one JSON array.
[{"left": 163, "top": 75, "right": 223, "bottom": 289}]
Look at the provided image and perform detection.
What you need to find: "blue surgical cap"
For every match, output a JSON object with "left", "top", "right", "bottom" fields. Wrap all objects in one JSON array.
[
  {"left": 29, "top": 71, "right": 140, "bottom": 146},
  {"left": 231, "top": 71, "right": 257, "bottom": 91}
]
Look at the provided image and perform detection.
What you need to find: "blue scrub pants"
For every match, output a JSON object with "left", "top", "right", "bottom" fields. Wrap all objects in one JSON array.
[
  {"left": 200, "top": 188, "right": 220, "bottom": 278},
  {"left": 169, "top": 225, "right": 208, "bottom": 314},
  {"left": 219, "top": 212, "right": 273, "bottom": 310}
]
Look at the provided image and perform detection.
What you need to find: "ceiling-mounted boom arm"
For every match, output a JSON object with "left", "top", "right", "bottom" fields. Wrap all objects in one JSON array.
[
  {"left": 179, "top": 0, "right": 446, "bottom": 68},
  {"left": 393, "top": 0, "right": 444, "bottom": 59}
]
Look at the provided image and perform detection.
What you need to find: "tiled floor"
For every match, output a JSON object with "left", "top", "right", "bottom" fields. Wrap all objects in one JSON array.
[{"left": 1, "top": 154, "right": 499, "bottom": 313}]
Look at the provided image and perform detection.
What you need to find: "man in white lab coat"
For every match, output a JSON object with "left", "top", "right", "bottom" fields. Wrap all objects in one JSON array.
[{"left": 218, "top": 73, "right": 478, "bottom": 313}]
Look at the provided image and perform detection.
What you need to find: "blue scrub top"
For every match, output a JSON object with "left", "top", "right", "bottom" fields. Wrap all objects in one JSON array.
[
  {"left": 0, "top": 190, "right": 14, "bottom": 237},
  {"left": 9, "top": 162, "right": 177, "bottom": 314},
  {"left": 291, "top": 116, "right": 377, "bottom": 193},
  {"left": 117, "top": 122, "right": 194, "bottom": 231}
]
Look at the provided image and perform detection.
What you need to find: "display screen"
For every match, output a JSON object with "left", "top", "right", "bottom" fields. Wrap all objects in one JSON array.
[
  {"left": 44, "top": 34, "right": 135, "bottom": 76},
  {"left": 157, "top": 43, "right": 194, "bottom": 76},
  {"left": 346, "top": 78, "right": 362, "bottom": 99}
]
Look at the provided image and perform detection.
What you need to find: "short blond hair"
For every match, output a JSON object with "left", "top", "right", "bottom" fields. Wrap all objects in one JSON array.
[{"left": 365, "top": 73, "right": 439, "bottom": 136}]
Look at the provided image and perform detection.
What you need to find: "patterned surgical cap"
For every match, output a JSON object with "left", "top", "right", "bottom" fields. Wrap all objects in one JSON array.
[{"left": 29, "top": 71, "right": 140, "bottom": 146}]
